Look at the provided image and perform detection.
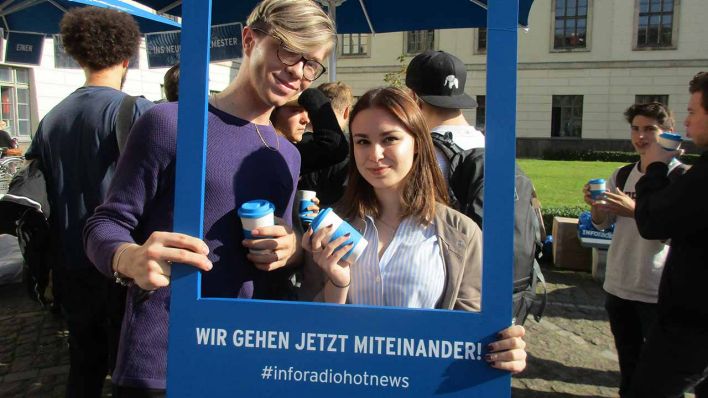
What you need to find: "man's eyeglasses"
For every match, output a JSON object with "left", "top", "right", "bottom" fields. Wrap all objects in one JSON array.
[{"left": 251, "top": 27, "right": 326, "bottom": 81}]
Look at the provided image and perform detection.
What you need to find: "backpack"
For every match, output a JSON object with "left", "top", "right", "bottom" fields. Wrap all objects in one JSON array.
[
  {"left": 614, "top": 161, "right": 690, "bottom": 192},
  {"left": 431, "top": 132, "right": 547, "bottom": 325}
]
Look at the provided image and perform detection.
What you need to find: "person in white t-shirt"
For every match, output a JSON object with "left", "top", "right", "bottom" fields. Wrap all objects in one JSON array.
[
  {"left": 582, "top": 102, "right": 687, "bottom": 397},
  {"left": 404, "top": 50, "right": 485, "bottom": 182}
]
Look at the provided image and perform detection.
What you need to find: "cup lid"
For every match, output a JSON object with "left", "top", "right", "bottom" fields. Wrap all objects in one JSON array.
[
  {"left": 588, "top": 178, "right": 605, "bottom": 185},
  {"left": 311, "top": 208, "right": 334, "bottom": 231},
  {"left": 659, "top": 132, "right": 683, "bottom": 142},
  {"left": 237, "top": 200, "right": 275, "bottom": 218}
]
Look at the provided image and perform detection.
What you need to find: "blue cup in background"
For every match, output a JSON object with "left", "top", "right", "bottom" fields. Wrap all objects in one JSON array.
[
  {"left": 588, "top": 178, "right": 606, "bottom": 201},
  {"left": 310, "top": 208, "right": 368, "bottom": 263},
  {"left": 297, "top": 190, "right": 317, "bottom": 225},
  {"left": 238, "top": 199, "right": 275, "bottom": 254},
  {"left": 657, "top": 132, "right": 683, "bottom": 151}
]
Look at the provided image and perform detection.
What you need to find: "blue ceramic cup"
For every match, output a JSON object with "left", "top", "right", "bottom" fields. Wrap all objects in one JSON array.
[
  {"left": 588, "top": 178, "right": 606, "bottom": 201},
  {"left": 310, "top": 208, "right": 368, "bottom": 263},
  {"left": 238, "top": 200, "right": 275, "bottom": 254},
  {"left": 297, "top": 190, "right": 317, "bottom": 225},
  {"left": 657, "top": 132, "right": 682, "bottom": 151}
]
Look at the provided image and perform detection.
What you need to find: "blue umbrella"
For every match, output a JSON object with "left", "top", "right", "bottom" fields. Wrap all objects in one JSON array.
[
  {"left": 130, "top": 0, "right": 533, "bottom": 32},
  {"left": 0, "top": 0, "right": 180, "bottom": 35}
]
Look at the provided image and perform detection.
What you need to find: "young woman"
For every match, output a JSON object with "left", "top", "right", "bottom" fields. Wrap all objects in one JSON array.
[{"left": 302, "top": 87, "right": 526, "bottom": 373}]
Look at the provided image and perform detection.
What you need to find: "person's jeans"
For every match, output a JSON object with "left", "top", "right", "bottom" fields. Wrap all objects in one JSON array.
[
  {"left": 61, "top": 266, "right": 125, "bottom": 398},
  {"left": 605, "top": 293, "right": 658, "bottom": 397}
]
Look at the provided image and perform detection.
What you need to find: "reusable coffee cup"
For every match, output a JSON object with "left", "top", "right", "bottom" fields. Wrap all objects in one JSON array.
[
  {"left": 297, "top": 190, "right": 317, "bottom": 225},
  {"left": 588, "top": 178, "right": 606, "bottom": 202},
  {"left": 310, "top": 208, "right": 368, "bottom": 263},
  {"left": 238, "top": 199, "right": 275, "bottom": 255},
  {"left": 657, "top": 132, "right": 683, "bottom": 151}
]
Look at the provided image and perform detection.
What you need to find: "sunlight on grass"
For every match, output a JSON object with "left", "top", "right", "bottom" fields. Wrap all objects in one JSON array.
[{"left": 518, "top": 159, "right": 626, "bottom": 208}]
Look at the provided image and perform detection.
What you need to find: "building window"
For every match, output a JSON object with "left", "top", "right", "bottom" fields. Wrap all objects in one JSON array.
[
  {"left": 475, "top": 95, "right": 486, "bottom": 131},
  {"left": 339, "top": 33, "right": 369, "bottom": 57},
  {"left": 406, "top": 30, "right": 435, "bottom": 54},
  {"left": 635, "top": 94, "right": 669, "bottom": 106},
  {"left": 0, "top": 66, "right": 31, "bottom": 139},
  {"left": 553, "top": 0, "right": 588, "bottom": 50},
  {"left": 475, "top": 28, "right": 487, "bottom": 54},
  {"left": 636, "top": 0, "right": 676, "bottom": 49},
  {"left": 551, "top": 95, "right": 583, "bottom": 138}
]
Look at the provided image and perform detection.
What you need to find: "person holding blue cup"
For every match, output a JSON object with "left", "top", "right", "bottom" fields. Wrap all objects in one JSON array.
[
  {"left": 587, "top": 178, "right": 607, "bottom": 204},
  {"left": 296, "top": 190, "right": 319, "bottom": 226},
  {"left": 301, "top": 87, "right": 527, "bottom": 374}
]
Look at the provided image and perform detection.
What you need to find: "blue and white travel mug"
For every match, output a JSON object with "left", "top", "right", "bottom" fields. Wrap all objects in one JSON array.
[
  {"left": 588, "top": 178, "right": 606, "bottom": 202},
  {"left": 238, "top": 199, "right": 275, "bottom": 255},
  {"left": 657, "top": 132, "right": 683, "bottom": 151},
  {"left": 297, "top": 190, "right": 317, "bottom": 225},
  {"left": 310, "top": 208, "right": 368, "bottom": 264}
]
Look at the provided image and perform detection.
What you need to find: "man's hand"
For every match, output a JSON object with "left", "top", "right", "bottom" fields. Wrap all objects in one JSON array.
[
  {"left": 113, "top": 232, "right": 212, "bottom": 291},
  {"left": 597, "top": 187, "right": 635, "bottom": 218},
  {"left": 243, "top": 217, "right": 297, "bottom": 271},
  {"left": 644, "top": 141, "right": 683, "bottom": 166}
]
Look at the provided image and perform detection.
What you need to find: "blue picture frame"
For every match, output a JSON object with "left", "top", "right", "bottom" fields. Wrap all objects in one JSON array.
[{"left": 166, "top": 0, "right": 519, "bottom": 396}]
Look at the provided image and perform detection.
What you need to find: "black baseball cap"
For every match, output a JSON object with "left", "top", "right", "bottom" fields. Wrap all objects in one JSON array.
[{"left": 405, "top": 50, "right": 477, "bottom": 109}]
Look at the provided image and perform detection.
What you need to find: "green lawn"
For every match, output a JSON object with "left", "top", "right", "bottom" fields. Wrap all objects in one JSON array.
[{"left": 517, "top": 159, "right": 625, "bottom": 208}]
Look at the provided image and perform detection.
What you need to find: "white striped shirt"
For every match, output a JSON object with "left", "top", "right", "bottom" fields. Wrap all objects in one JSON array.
[{"left": 348, "top": 215, "right": 446, "bottom": 308}]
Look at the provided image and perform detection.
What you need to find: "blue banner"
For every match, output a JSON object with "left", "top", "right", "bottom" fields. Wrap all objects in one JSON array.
[
  {"left": 146, "top": 22, "right": 242, "bottom": 68},
  {"left": 5, "top": 32, "right": 44, "bottom": 65}
]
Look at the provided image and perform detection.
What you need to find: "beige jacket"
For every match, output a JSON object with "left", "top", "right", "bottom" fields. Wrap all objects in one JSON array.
[{"left": 298, "top": 203, "right": 482, "bottom": 311}]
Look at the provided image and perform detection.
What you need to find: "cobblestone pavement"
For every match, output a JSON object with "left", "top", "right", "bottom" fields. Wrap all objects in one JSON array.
[{"left": 0, "top": 265, "right": 687, "bottom": 397}]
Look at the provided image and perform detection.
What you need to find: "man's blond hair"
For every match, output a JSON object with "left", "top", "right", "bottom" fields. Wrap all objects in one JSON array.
[
  {"left": 247, "top": 0, "right": 336, "bottom": 55},
  {"left": 317, "top": 81, "right": 353, "bottom": 114}
]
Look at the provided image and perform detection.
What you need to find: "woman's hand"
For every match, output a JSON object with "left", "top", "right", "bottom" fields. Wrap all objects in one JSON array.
[
  {"left": 486, "top": 325, "right": 527, "bottom": 374},
  {"left": 302, "top": 225, "right": 352, "bottom": 287},
  {"left": 304, "top": 197, "right": 320, "bottom": 219}
]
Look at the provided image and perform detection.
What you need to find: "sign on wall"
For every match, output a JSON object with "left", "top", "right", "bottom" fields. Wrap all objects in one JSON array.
[
  {"left": 145, "top": 22, "right": 242, "bottom": 68},
  {"left": 5, "top": 32, "right": 44, "bottom": 65}
]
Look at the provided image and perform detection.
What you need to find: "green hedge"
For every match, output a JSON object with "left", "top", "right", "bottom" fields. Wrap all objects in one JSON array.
[
  {"left": 542, "top": 150, "right": 699, "bottom": 164},
  {"left": 541, "top": 205, "right": 586, "bottom": 235}
]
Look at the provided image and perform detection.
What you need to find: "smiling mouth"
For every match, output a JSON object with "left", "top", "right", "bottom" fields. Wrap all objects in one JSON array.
[
  {"left": 368, "top": 167, "right": 388, "bottom": 175},
  {"left": 274, "top": 74, "right": 297, "bottom": 91}
]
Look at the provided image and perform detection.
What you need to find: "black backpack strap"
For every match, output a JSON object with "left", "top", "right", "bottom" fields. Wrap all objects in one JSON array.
[
  {"left": 431, "top": 132, "right": 464, "bottom": 160},
  {"left": 531, "top": 260, "right": 546, "bottom": 322},
  {"left": 116, "top": 95, "right": 139, "bottom": 153},
  {"left": 615, "top": 162, "right": 636, "bottom": 192}
]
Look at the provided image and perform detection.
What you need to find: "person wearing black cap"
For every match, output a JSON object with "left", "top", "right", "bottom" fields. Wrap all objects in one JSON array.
[{"left": 405, "top": 50, "right": 485, "bottom": 187}]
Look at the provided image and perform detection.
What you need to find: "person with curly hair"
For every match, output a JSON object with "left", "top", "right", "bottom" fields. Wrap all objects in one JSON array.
[{"left": 24, "top": 6, "right": 153, "bottom": 397}]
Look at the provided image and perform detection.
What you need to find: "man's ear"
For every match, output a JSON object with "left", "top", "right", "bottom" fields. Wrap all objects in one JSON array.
[
  {"left": 122, "top": 59, "right": 130, "bottom": 69},
  {"left": 342, "top": 105, "right": 350, "bottom": 121},
  {"left": 242, "top": 27, "right": 256, "bottom": 57}
]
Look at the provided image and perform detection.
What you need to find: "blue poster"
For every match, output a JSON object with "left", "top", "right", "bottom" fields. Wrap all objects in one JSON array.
[
  {"left": 146, "top": 22, "right": 242, "bottom": 68},
  {"left": 5, "top": 32, "right": 44, "bottom": 65},
  {"left": 167, "top": 0, "right": 520, "bottom": 396}
]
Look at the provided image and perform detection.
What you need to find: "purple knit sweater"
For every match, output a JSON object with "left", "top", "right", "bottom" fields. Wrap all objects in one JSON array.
[{"left": 84, "top": 102, "right": 300, "bottom": 388}]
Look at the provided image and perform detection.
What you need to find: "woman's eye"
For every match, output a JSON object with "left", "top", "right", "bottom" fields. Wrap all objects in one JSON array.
[{"left": 355, "top": 139, "right": 369, "bottom": 145}]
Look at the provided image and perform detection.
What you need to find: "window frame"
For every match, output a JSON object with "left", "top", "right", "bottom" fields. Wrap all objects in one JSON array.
[
  {"left": 474, "top": 28, "right": 487, "bottom": 55},
  {"left": 635, "top": 94, "right": 670, "bottom": 106},
  {"left": 0, "top": 65, "right": 32, "bottom": 140},
  {"left": 550, "top": 0, "right": 592, "bottom": 52},
  {"left": 632, "top": 0, "right": 679, "bottom": 50},
  {"left": 338, "top": 33, "right": 371, "bottom": 58},
  {"left": 404, "top": 30, "right": 436, "bottom": 55},
  {"left": 551, "top": 95, "right": 584, "bottom": 138}
]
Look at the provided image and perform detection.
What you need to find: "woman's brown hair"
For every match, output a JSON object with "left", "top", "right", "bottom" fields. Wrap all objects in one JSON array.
[{"left": 338, "top": 87, "right": 449, "bottom": 224}]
